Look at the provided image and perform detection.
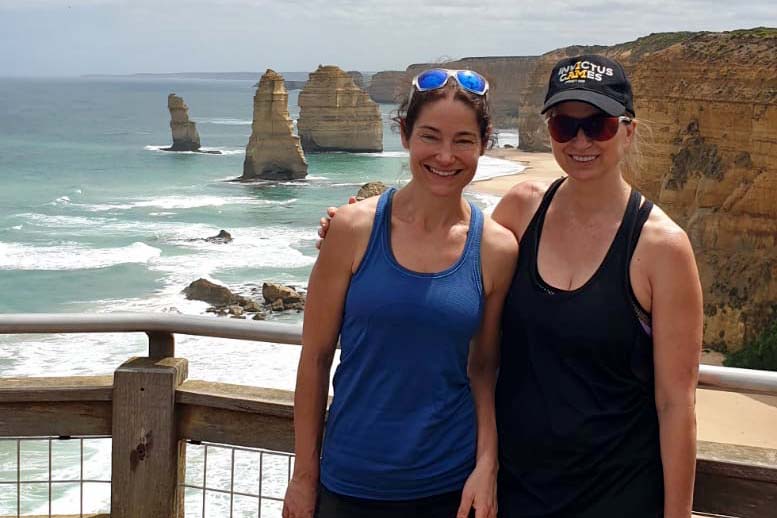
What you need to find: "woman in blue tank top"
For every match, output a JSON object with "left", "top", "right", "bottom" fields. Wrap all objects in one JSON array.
[
  {"left": 316, "top": 56, "right": 703, "bottom": 517},
  {"left": 282, "top": 70, "right": 518, "bottom": 518}
]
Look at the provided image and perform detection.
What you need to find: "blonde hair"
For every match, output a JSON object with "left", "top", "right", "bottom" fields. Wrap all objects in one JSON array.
[{"left": 621, "top": 117, "right": 654, "bottom": 182}]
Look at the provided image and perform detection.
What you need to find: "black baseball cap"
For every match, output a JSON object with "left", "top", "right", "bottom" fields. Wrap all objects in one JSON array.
[{"left": 541, "top": 55, "right": 635, "bottom": 117}]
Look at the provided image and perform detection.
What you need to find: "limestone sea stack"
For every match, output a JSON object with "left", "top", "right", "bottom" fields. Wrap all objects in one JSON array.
[
  {"left": 165, "top": 93, "right": 201, "bottom": 151},
  {"left": 241, "top": 69, "right": 308, "bottom": 181},
  {"left": 298, "top": 65, "right": 383, "bottom": 153}
]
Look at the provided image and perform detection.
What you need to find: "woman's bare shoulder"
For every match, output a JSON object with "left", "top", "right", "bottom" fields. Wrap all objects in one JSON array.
[
  {"left": 637, "top": 202, "right": 696, "bottom": 277},
  {"left": 492, "top": 179, "right": 556, "bottom": 240}
]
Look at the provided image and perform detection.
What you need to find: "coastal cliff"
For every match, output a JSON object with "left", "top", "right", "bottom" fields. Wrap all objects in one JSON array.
[
  {"left": 504, "top": 29, "right": 777, "bottom": 350},
  {"left": 166, "top": 93, "right": 201, "bottom": 151},
  {"left": 241, "top": 69, "right": 308, "bottom": 181},
  {"left": 621, "top": 29, "right": 777, "bottom": 351},
  {"left": 298, "top": 65, "right": 383, "bottom": 152},
  {"left": 407, "top": 57, "right": 539, "bottom": 129},
  {"left": 367, "top": 71, "right": 406, "bottom": 103}
]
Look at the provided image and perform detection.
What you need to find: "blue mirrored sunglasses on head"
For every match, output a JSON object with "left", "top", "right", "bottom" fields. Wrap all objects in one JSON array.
[{"left": 411, "top": 68, "right": 490, "bottom": 97}]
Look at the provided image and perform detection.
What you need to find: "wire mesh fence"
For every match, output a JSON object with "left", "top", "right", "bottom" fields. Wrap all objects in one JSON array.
[
  {"left": 0, "top": 436, "right": 111, "bottom": 518},
  {"left": 1, "top": 436, "right": 295, "bottom": 518},
  {"left": 181, "top": 440, "right": 294, "bottom": 518}
]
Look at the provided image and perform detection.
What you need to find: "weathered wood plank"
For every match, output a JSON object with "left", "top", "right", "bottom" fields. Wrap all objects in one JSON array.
[
  {"left": 176, "top": 379, "right": 295, "bottom": 417},
  {"left": 0, "top": 376, "right": 113, "bottom": 403},
  {"left": 177, "top": 404, "right": 294, "bottom": 452},
  {"left": 111, "top": 357, "right": 187, "bottom": 518},
  {"left": 695, "top": 441, "right": 777, "bottom": 517},
  {"left": 0, "top": 401, "right": 111, "bottom": 436}
]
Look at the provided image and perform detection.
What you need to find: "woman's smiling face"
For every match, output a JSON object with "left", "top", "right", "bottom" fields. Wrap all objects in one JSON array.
[
  {"left": 401, "top": 92, "right": 483, "bottom": 197},
  {"left": 548, "top": 101, "right": 635, "bottom": 182}
]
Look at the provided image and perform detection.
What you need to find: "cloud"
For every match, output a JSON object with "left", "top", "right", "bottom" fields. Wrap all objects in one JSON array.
[{"left": 0, "top": 0, "right": 772, "bottom": 75}]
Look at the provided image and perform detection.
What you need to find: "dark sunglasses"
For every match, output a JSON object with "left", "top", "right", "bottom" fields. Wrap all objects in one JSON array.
[
  {"left": 547, "top": 114, "right": 632, "bottom": 143},
  {"left": 409, "top": 69, "right": 489, "bottom": 103}
]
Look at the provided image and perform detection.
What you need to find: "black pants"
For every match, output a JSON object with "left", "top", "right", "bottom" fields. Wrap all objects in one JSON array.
[{"left": 315, "top": 484, "right": 476, "bottom": 518}]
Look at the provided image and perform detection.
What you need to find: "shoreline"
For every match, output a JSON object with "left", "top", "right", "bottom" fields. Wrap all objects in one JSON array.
[{"left": 468, "top": 148, "right": 565, "bottom": 197}]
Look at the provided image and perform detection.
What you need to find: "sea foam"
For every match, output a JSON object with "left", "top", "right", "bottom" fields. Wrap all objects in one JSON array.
[{"left": 0, "top": 241, "right": 161, "bottom": 271}]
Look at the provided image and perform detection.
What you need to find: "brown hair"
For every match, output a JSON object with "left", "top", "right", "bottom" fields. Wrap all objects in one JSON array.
[{"left": 392, "top": 77, "right": 494, "bottom": 149}]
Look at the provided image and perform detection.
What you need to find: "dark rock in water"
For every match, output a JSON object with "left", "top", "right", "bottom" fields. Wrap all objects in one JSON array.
[
  {"left": 356, "top": 181, "right": 388, "bottom": 200},
  {"left": 252, "top": 313, "right": 266, "bottom": 321},
  {"left": 262, "top": 282, "right": 304, "bottom": 305},
  {"left": 270, "top": 299, "right": 285, "bottom": 312},
  {"left": 205, "top": 230, "right": 233, "bottom": 244},
  {"left": 503, "top": 144, "right": 514, "bottom": 149},
  {"left": 184, "top": 278, "right": 246, "bottom": 307}
]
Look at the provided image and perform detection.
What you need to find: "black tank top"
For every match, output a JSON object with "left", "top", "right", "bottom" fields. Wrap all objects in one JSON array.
[{"left": 496, "top": 178, "right": 663, "bottom": 517}]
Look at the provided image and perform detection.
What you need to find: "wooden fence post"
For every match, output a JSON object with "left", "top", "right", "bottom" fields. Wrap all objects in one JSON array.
[{"left": 111, "top": 340, "right": 188, "bottom": 518}]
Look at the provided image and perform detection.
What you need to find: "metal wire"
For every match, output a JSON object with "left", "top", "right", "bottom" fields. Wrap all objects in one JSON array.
[
  {"left": 180, "top": 440, "right": 294, "bottom": 518},
  {"left": 0, "top": 435, "right": 111, "bottom": 518}
]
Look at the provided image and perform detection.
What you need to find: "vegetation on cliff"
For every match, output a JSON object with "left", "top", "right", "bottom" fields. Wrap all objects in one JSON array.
[{"left": 724, "top": 320, "right": 777, "bottom": 372}]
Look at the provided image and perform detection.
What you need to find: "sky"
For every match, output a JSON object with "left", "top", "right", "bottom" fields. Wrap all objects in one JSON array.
[{"left": 0, "top": 0, "right": 774, "bottom": 77}]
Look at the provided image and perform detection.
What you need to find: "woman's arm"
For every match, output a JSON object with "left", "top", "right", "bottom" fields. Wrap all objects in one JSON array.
[
  {"left": 458, "top": 219, "right": 518, "bottom": 518},
  {"left": 649, "top": 226, "right": 703, "bottom": 518},
  {"left": 283, "top": 209, "right": 360, "bottom": 518}
]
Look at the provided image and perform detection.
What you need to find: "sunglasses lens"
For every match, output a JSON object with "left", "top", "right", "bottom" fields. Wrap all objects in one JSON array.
[
  {"left": 416, "top": 69, "right": 449, "bottom": 91},
  {"left": 548, "top": 116, "right": 578, "bottom": 143},
  {"left": 588, "top": 116, "right": 620, "bottom": 141},
  {"left": 455, "top": 70, "right": 487, "bottom": 95},
  {"left": 548, "top": 115, "right": 622, "bottom": 142}
]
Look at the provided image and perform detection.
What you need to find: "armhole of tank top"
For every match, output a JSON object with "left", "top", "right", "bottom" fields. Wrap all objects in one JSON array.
[
  {"left": 468, "top": 202, "right": 486, "bottom": 303},
  {"left": 625, "top": 195, "right": 654, "bottom": 336},
  {"left": 351, "top": 188, "right": 393, "bottom": 281}
]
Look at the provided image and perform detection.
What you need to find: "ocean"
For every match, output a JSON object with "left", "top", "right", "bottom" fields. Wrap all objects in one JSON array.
[{"left": 0, "top": 76, "right": 522, "bottom": 515}]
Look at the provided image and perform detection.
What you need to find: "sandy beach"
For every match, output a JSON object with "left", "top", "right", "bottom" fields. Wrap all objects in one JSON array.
[
  {"left": 470, "top": 149, "right": 777, "bottom": 450},
  {"left": 469, "top": 148, "right": 566, "bottom": 195}
]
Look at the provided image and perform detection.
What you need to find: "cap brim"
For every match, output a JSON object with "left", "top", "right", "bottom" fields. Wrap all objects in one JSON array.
[{"left": 541, "top": 90, "right": 626, "bottom": 117}]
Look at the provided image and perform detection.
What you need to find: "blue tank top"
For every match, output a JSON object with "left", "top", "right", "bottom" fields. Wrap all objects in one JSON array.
[{"left": 320, "top": 188, "right": 485, "bottom": 500}]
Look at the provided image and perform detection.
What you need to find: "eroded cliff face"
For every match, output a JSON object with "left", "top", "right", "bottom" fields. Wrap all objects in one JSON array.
[
  {"left": 621, "top": 30, "right": 777, "bottom": 350},
  {"left": 297, "top": 65, "right": 383, "bottom": 152},
  {"left": 241, "top": 69, "right": 308, "bottom": 181},
  {"left": 406, "top": 57, "right": 539, "bottom": 129},
  {"left": 167, "top": 94, "right": 201, "bottom": 151},
  {"left": 367, "top": 71, "right": 406, "bottom": 103}
]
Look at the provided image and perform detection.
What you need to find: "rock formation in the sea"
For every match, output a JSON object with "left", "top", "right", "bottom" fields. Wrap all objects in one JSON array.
[
  {"left": 347, "top": 71, "right": 365, "bottom": 89},
  {"left": 367, "top": 71, "right": 406, "bottom": 103},
  {"left": 165, "top": 93, "right": 201, "bottom": 151},
  {"left": 241, "top": 69, "right": 308, "bottom": 181},
  {"left": 184, "top": 278, "right": 248, "bottom": 307},
  {"left": 356, "top": 181, "right": 388, "bottom": 200},
  {"left": 262, "top": 282, "right": 305, "bottom": 312},
  {"left": 297, "top": 65, "right": 383, "bottom": 152}
]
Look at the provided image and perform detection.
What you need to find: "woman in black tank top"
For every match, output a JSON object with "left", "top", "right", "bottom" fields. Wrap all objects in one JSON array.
[
  {"left": 317, "top": 55, "right": 703, "bottom": 517},
  {"left": 492, "top": 55, "right": 703, "bottom": 517}
]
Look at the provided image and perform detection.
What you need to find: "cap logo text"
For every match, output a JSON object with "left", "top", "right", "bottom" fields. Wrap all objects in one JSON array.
[{"left": 558, "top": 60, "right": 614, "bottom": 83}]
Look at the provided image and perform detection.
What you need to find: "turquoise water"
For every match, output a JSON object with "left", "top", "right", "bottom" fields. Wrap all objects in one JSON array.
[{"left": 0, "top": 77, "right": 517, "bottom": 516}]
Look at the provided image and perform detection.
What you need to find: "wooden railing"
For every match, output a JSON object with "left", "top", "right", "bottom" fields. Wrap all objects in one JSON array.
[{"left": 1, "top": 313, "right": 777, "bottom": 518}]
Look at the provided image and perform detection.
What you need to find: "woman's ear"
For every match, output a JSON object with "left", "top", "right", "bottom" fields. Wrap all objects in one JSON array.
[{"left": 624, "top": 118, "right": 638, "bottom": 146}]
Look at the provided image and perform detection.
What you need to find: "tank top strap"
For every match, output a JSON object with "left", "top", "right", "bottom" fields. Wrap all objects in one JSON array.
[
  {"left": 465, "top": 201, "right": 484, "bottom": 259},
  {"left": 353, "top": 188, "right": 395, "bottom": 279},
  {"left": 624, "top": 193, "right": 654, "bottom": 326},
  {"left": 525, "top": 177, "right": 566, "bottom": 246}
]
